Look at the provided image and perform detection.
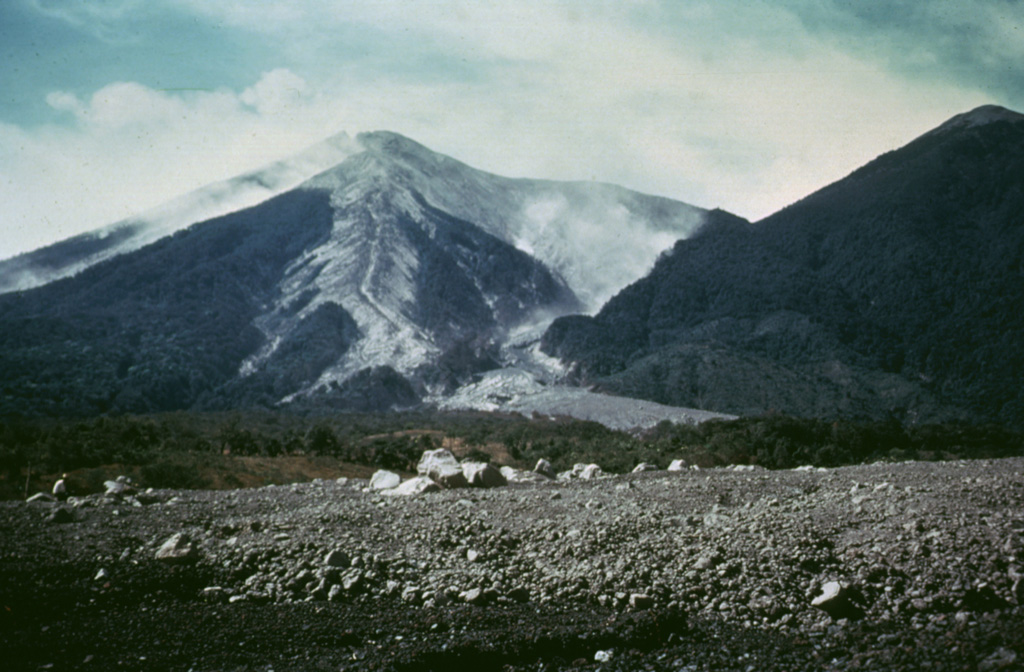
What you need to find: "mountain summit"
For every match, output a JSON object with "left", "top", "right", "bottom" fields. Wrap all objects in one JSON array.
[
  {"left": 0, "top": 132, "right": 711, "bottom": 415},
  {"left": 542, "top": 105, "right": 1024, "bottom": 426},
  {"left": 924, "top": 104, "right": 1024, "bottom": 137}
]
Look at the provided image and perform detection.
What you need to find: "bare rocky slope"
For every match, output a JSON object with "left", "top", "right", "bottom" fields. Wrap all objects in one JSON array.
[{"left": 3, "top": 456, "right": 1023, "bottom": 671}]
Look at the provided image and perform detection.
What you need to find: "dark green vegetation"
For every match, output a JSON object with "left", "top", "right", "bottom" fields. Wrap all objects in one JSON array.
[
  {"left": 2, "top": 410, "right": 1022, "bottom": 500},
  {"left": 0, "top": 188, "right": 337, "bottom": 416},
  {"left": 543, "top": 108, "right": 1024, "bottom": 427}
]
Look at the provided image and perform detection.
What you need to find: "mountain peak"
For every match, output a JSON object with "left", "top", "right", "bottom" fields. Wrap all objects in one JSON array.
[{"left": 928, "top": 104, "right": 1024, "bottom": 137}]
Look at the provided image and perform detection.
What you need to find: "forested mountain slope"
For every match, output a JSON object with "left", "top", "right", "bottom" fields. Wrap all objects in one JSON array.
[{"left": 543, "top": 106, "right": 1024, "bottom": 426}]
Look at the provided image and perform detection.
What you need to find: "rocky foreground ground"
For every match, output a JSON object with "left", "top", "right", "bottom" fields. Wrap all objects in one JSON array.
[{"left": 2, "top": 457, "right": 1024, "bottom": 671}]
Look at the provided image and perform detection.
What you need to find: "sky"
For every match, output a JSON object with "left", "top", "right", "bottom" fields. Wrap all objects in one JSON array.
[{"left": 2, "top": 0, "right": 1022, "bottom": 260}]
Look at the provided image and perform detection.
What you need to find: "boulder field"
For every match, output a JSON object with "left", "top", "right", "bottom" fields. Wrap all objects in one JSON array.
[{"left": 2, "top": 456, "right": 1023, "bottom": 670}]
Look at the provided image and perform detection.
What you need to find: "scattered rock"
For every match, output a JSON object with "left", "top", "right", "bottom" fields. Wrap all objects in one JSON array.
[
  {"left": 383, "top": 476, "right": 441, "bottom": 497},
  {"left": 6, "top": 453, "right": 1024, "bottom": 671},
  {"left": 201, "top": 587, "right": 226, "bottom": 603},
  {"left": 978, "top": 646, "right": 1018, "bottom": 671},
  {"left": 462, "top": 462, "right": 507, "bottom": 488},
  {"left": 104, "top": 476, "right": 135, "bottom": 496},
  {"left": 154, "top": 533, "right": 198, "bottom": 564},
  {"left": 369, "top": 470, "right": 401, "bottom": 490},
  {"left": 667, "top": 459, "right": 690, "bottom": 471},
  {"left": 462, "top": 587, "right": 496, "bottom": 605},
  {"left": 632, "top": 463, "right": 658, "bottom": 473},
  {"left": 630, "top": 593, "right": 654, "bottom": 610},
  {"left": 401, "top": 586, "right": 420, "bottom": 604},
  {"left": 534, "top": 459, "right": 556, "bottom": 479},
  {"left": 500, "top": 466, "right": 549, "bottom": 483},
  {"left": 417, "top": 449, "right": 469, "bottom": 489},
  {"left": 811, "top": 581, "right": 866, "bottom": 620}
]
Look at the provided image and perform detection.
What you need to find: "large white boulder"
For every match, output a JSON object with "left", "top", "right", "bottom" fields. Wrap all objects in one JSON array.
[
  {"left": 579, "top": 464, "right": 604, "bottom": 480},
  {"left": 558, "top": 463, "right": 589, "bottom": 480},
  {"left": 462, "top": 462, "right": 507, "bottom": 488},
  {"left": 500, "top": 466, "right": 550, "bottom": 483},
  {"left": 382, "top": 476, "right": 441, "bottom": 496},
  {"left": 534, "top": 459, "right": 556, "bottom": 479},
  {"left": 667, "top": 459, "right": 692, "bottom": 471},
  {"left": 417, "top": 449, "right": 469, "bottom": 489},
  {"left": 369, "top": 470, "right": 401, "bottom": 490}
]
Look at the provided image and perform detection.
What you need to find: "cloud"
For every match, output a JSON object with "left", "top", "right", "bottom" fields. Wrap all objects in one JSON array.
[
  {"left": 0, "top": 69, "right": 338, "bottom": 259},
  {"left": 2, "top": 0, "right": 1013, "bottom": 259},
  {"left": 778, "top": 0, "right": 1024, "bottom": 105},
  {"left": 241, "top": 68, "right": 311, "bottom": 115}
]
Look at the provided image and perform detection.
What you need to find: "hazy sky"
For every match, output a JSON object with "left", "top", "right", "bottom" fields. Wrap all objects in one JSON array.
[{"left": 2, "top": 0, "right": 1022, "bottom": 259}]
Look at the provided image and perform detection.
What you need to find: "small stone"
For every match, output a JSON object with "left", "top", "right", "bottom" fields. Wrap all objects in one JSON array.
[
  {"left": 463, "top": 587, "right": 495, "bottom": 605},
  {"left": 402, "top": 586, "right": 420, "bottom": 604},
  {"left": 595, "top": 650, "right": 613, "bottom": 663},
  {"left": 811, "top": 581, "right": 865, "bottom": 620},
  {"left": 201, "top": 587, "right": 225, "bottom": 603},
  {"left": 342, "top": 572, "right": 363, "bottom": 593},
  {"left": 630, "top": 594, "right": 654, "bottom": 610},
  {"left": 632, "top": 463, "right": 658, "bottom": 473},
  {"left": 154, "top": 533, "right": 197, "bottom": 564},
  {"left": 325, "top": 550, "right": 350, "bottom": 567}
]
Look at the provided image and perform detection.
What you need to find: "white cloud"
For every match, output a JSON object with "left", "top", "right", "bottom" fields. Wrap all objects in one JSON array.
[
  {"left": 1, "top": 1, "right": 1003, "bottom": 259},
  {"left": 0, "top": 70, "right": 339, "bottom": 259},
  {"left": 241, "top": 68, "right": 311, "bottom": 115}
]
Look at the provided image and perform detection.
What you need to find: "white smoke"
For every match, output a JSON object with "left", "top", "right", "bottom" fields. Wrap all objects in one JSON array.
[{"left": 513, "top": 188, "right": 704, "bottom": 313}]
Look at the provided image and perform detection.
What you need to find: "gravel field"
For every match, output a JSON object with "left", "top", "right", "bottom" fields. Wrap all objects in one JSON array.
[{"left": 3, "top": 457, "right": 1024, "bottom": 671}]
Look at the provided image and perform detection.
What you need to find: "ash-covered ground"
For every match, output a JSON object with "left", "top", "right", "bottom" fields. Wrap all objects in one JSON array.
[{"left": 3, "top": 458, "right": 1023, "bottom": 671}]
